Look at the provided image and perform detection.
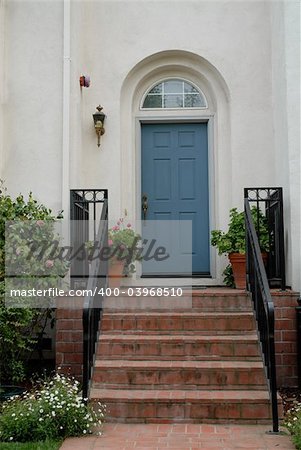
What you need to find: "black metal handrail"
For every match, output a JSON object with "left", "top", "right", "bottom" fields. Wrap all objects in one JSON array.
[
  {"left": 81, "top": 194, "right": 108, "bottom": 400},
  {"left": 245, "top": 199, "right": 279, "bottom": 433},
  {"left": 244, "top": 187, "right": 285, "bottom": 290}
]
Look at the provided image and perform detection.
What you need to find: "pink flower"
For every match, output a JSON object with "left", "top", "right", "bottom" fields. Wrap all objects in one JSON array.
[
  {"left": 36, "top": 220, "right": 44, "bottom": 227},
  {"left": 127, "top": 223, "right": 131, "bottom": 228},
  {"left": 108, "top": 239, "right": 113, "bottom": 246},
  {"left": 117, "top": 221, "right": 121, "bottom": 226},
  {"left": 45, "top": 260, "right": 54, "bottom": 268},
  {"left": 112, "top": 225, "right": 119, "bottom": 231}
]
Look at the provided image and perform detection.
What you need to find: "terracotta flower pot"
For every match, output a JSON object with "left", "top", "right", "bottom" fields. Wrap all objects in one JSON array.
[
  {"left": 108, "top": 259, "right": 125, "bottom": 288},
  {"left": 229, "top": 252, "right": 268, "bottom": 289},
  {"left": 229, "top": 253, "right": 246, "bottom": 289}
]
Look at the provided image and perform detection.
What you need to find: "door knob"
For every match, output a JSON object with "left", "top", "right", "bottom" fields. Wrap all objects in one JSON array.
[{"left": 142, "top": 193, "right": 148, "bottom": 220}]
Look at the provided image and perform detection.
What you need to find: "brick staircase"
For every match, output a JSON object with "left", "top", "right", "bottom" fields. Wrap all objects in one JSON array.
[{"left": 90, "top": 289, "right": 281, "bottom": 423}]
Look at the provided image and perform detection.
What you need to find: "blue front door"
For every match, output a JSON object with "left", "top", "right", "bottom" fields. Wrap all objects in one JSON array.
[{"left": 141, "top": 123, "right": 210, "bottom": 275}]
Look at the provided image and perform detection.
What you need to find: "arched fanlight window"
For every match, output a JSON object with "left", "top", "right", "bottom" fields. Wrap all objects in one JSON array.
[{"left": 142, "top": 78, "right": 207, "bottom": 109}]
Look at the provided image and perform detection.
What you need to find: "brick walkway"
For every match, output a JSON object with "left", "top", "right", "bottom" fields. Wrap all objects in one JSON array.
[{"left": 59, "top": 423, "right": 294, "bottom": 449}]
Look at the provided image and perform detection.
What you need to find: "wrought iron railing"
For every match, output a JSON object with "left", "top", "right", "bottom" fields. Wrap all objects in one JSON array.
[
  {"left": 245, "top": 199, "right": 279, "bottom": 433},
  {"left": 70, "top": 189, "right": 108, "bottom": 400},
  {"left": 70, "top": 189, "right": 108, "bottom": 288},
  {"left": 244, "top": 188, "right": 285, "bottom": 290},
  {"left": 70, "top": 191, "right": 89, "bottom": 288}
]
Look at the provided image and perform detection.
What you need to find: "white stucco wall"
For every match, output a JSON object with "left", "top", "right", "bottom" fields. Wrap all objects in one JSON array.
[
  {"left": 71, "top": 0, "right": 276, "bottom": 283},
  {"left": 284, "top": 1, "right": 300, "bottom": 292},
  {"left": 0, "top": 0, "right": 6, "bottom": 180},
  {"left": 2, "top": 0, "right": 63, "bottom": 214},
  {"left": 271, "top": 1, "right": 300, "bottom": 291},
  {"left": 1, "top": 0, "right": 299, "bottom": 287},
  {"left": 73, "top": 0, "right": 275, "bottom": 209}
]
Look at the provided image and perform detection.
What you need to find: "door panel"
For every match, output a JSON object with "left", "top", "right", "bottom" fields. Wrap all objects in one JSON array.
[
  {"left": 141, "top": 123, "right": 210, "bottom": 275},
  {"left": 154, "top": 159, "right": 171, "bottom": 199}
]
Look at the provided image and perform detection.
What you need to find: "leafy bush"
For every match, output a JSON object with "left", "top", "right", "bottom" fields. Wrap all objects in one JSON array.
[
  {"left": 211, "top": 207, "right": 269, "bottom": 255},
  {"left": 222, "top": 264, "right": 235, "bottom": 288},
  {"left": 285, "top": 402, "right": 301, "bottom": 449},
  {"left": 0, "top": 182, "right": 67, "bottom": 382},
  {"left": 0, "top": 373, "right": 105, "bottom": 442},
  {"left": 0, "top": 439, "right": 61, "bottom": 449}
]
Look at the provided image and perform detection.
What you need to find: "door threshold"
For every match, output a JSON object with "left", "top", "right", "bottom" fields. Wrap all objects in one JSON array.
[
  {"left": 141, "top": 273, "right": 211, "bottom": 278},
  {"left": 121, "top": 277, "right": 219, "bottom": 287}
]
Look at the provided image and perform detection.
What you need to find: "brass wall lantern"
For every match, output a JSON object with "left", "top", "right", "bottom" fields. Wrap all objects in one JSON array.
[{"left": 93, "top": 105, "right": 106, "bottom": 147}]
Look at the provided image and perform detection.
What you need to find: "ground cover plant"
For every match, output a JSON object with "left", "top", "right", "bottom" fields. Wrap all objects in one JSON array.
[
  {"left": 0, "top": 373, "right": 105, "bottom": 443},
  {"left": 285, "top": 401, "right": 301, "bottom": 449},
  {"left": 0, "top": 439, "right": 61, "bottom": 450}
]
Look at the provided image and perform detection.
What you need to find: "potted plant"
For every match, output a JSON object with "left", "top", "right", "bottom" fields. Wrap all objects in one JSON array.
[
  {"left": 211, "top": 207, "right": 269, "bottom": 289},
  {"left": 107, "top": 219, "right": 141, "bottom": 286}
]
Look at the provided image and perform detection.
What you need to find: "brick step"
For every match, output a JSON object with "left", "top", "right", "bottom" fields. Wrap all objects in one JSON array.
[
  {"left": 101, "top": 312, "right": 255, "bottom": 334},
  {"left": 92, "top": 360, "right": 266, "bottom": 390},
  {"left": 192, "top": 294, "right": 252, "bottom": 311},
  {"left": 90, "top": 388, "right": 278, "bottom": 423},
  {"left": 103, "top": 293, "right": 252, "bottom": 312},
  {"left": 97, "top": 334, "right": 261, "bottom": 360}
]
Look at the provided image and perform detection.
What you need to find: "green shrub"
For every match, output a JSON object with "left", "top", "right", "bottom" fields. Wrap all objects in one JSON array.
[
  {"left": 0, "top": 439, "right": 61, "bottom": 449},
  {"left": 211, "top": 207, "right": 269, "bottom": 255},
  {"left": 222, "top": 264, "right": 235, "bottom": 288},
  {"left": 0, "top": 182, "right": 68, "bottom": 382},
  {"left": 285, "top": 402, "right": 301, "bottom": 449},
  {"left": 0, "top": 373, "right": 105, "bottom": 442}
]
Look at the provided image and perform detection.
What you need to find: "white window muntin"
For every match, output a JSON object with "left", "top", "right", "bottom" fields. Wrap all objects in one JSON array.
[{"left": 141, "top": 77, "right": 208, "bottom": 110}]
